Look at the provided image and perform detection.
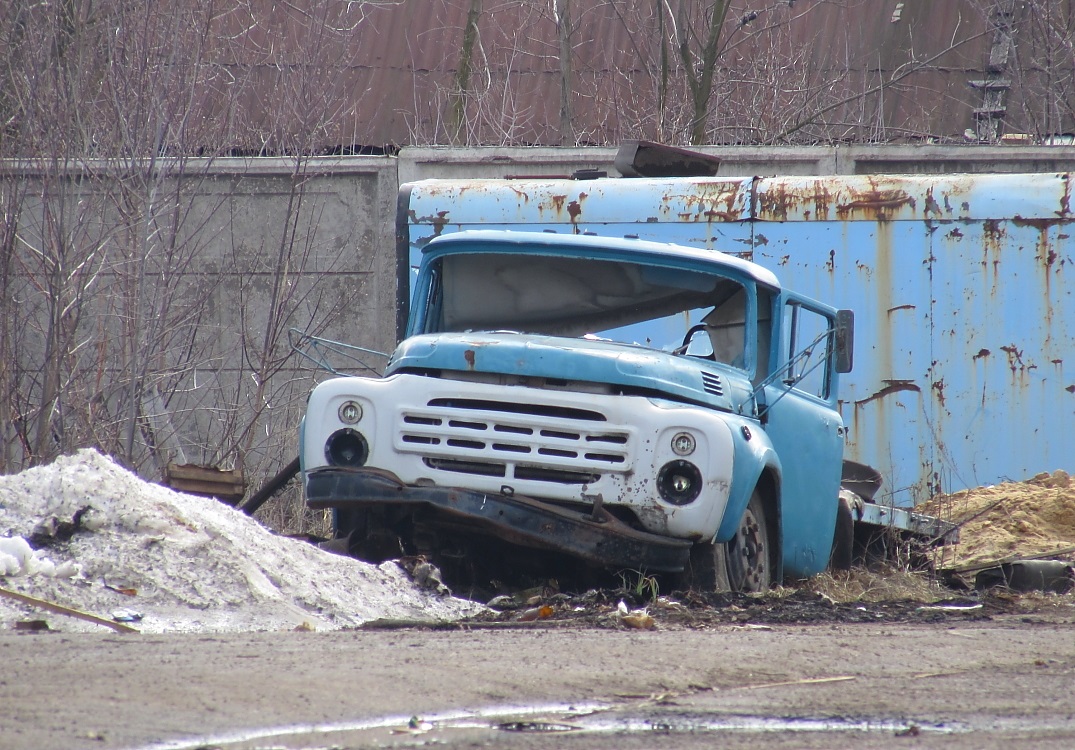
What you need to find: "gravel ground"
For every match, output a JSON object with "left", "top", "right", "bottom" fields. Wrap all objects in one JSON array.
[{"left": 2, "top": 606, "right": 1074, "bottom": 750}]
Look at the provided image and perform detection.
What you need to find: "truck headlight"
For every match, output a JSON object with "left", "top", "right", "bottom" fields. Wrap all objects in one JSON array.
[
  {"left": 325, "top": 428, "right": 369, "bottom": 467},
  {"left": 657, "top": 460, "right": 703, "bottom": 506}
]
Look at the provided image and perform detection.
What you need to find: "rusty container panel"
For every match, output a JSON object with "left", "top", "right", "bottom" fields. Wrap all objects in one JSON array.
[
  {"left": 404, "top": 177, "right": 754, "bottom": 267},
  {"left": 753, "top": 173, "right": 1074, "bottom": 503},
  {"left": 752, "top": 179, "right": 939, "bottom": 502}
]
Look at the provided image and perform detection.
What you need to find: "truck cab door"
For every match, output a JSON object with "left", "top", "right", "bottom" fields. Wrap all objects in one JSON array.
[{"left": 761, "top": 292, "right": 846, "bottom": 578}]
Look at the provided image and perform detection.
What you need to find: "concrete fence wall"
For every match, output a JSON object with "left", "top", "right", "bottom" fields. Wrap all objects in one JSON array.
[{"left": 2, "top": 157, "right": 397, "bottom": 484}]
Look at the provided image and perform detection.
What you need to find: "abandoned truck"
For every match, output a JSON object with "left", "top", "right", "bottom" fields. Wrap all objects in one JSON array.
[{"left": 299, "top": 225, "right": 933, "bottom": 592}]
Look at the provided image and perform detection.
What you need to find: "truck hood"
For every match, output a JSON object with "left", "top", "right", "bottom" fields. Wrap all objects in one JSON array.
[{"left": 385, "top": 332, "right": 755, "bottom": 414}]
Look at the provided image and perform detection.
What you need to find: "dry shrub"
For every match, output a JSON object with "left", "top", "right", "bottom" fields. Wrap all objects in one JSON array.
[{"left": 252, "top": 486, "right": 333, "bottom": 539}]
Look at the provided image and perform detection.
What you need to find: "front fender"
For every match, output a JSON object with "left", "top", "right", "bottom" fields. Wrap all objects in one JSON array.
[{"left": 714, "top": 416, "right": 780, "bottom": 544}]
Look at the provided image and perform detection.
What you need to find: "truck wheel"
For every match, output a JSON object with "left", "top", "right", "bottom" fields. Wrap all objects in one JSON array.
[
  {"left": 725, "top": 491, "right": 771, "bottom": 592},
  {"left": 677, "top": 538, "right": 733, "bottom": 593},
  {"left": 828, "top": 492, "right": 855, "bottom": 571},
  {"left": 676, "top": 491, "right": 770, "bottom": 593}
]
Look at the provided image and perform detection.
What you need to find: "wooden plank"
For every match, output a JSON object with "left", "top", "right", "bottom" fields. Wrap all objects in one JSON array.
[
  {"left": 165, "top": 463, "right": 246, "bottom": 503},
  {"left": 0, "top": 587, "right": 139, "bottom": 634}
]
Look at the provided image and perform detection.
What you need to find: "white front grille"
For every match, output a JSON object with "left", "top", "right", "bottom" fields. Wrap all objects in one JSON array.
[{"left": 396, "top": 397, "right": 632, "bottom": 484}]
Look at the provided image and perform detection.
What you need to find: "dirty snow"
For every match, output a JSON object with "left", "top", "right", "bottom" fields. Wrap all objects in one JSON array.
[{"left": 0, "top": 450, "right": 483, "bottom": 633}]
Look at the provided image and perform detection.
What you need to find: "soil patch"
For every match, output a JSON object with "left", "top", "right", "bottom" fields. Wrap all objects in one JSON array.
[
  {"left": 918, "top": 470, "right": 1075, "bottom": 570},
  {"left": 365, "top": 579, "right": 1075, "bottom": 632}
]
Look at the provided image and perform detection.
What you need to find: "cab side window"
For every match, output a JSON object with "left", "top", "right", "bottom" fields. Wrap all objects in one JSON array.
[{"left": 781, "top": 302, "right": 832, "bottom": 400}]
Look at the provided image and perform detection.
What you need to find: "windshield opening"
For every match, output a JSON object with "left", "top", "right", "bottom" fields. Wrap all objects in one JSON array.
[{"left": 429, "top": 252, "right": 755, "bottom": 368}]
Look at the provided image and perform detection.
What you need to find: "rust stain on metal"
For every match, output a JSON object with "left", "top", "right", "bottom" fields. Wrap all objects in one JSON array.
[
  {"left": 973, "top": 348, "right": 991, "bottom": 360},
  {"left": 702, "top": 208, "right": 736, "bottom": 221},
  {"left": 835, "top": 190, "right": 914, "bottom": 220},
  {"left": 674, "top": 185, "right": 744, "bottom": 223},
  {"left": 408, "top": 209, "right": 450, "bottom": 235},
  {"left": 924, "top": 187, "right": 943, "bottom": 217},
  {"left": 887, "top": 304, "right": 915, "bottom": 314},
  {"left": 567, "top": 198, "right": 583, "bottom": 221},
  {"left": 931, "top": 378, "right": 947, "bottom": 408},
  {"left": 756, "top": 179, "right": 921, "bottom": 223},
  {"left": 982, "top": 218, "right": 1005, "bottom": 293},
  {"left": 1011, "top": 216, "right": 1066, "bottom": 232},
  {"left": 464, "top": 349, "right": 476, "bottom": 369},
  {"left": 756, "top": 180, "right": 835, "bottom": 221},
  {"left": 1000, "top": 344, "right": 1037, "bottom": 376},
  {"left": 1067, "top": 385, "right": 1075, "bottom": 394},
  {"left": 853, "top": 380, "right": 920, "bottom": 407}
]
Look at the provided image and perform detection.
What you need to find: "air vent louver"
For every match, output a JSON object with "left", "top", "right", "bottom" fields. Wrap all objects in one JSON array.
[{"left": 701, "top": 371, "right": 724, "bottom": 396}]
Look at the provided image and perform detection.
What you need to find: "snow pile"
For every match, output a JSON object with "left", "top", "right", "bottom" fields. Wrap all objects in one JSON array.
[{"left": 0, "top": 450, "right": 483, "bottom": 632}]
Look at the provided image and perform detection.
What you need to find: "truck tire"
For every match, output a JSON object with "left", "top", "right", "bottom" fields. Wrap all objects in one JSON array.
[
  {"left": 828, "top": 492, "right": 855, "bottom": 571},
  {"left": 676, "top": 491, "right": 770, "bottom": 593},
  {"left": 725, "top": 491, "right": 771, "bottom": 592},
  {"left": 677, "top": 538, "right": 734, "bottom": 593}
]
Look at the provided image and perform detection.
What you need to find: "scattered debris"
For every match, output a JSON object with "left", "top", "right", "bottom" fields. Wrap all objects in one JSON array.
[
  {"left": 12, "top": 619, "right": 49, "bottom": 632},
  {"left": 518, "top": 605, "right": 555, "bottom": 622},
  {"left": 617, "top": 600, "right": 656, "bottom": 630},
  {"left": 974, "top": 560, "right": 1075, "bottom": 594},
  {"left": 2, "top": 452, "right": 1071, "bottom": 634},
  {"left": 738, "top": 675, "right": 857, "bottom": 691},
  {"left": 111, "top": 608, "right": 144, "bottom": 623},
  {"left": 915, "top": 602, "right": 984, "bottom": 613},
  {"left": 398, "top": 556, "right": 452, "bottom": 596},
  {"left": 498, "top": 721, "right": 582, "bottom": 733},
  {"left": 458, "top": 587, "right": 1013, "bottom": 629}
]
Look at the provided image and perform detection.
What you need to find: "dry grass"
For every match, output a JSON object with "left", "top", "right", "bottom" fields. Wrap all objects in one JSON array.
[
  {"left": 996, "top": 589, "right": 1075, "bottom": 613},
  {"left": 800, "top": 567, "right": 950, "bottom": 604}
]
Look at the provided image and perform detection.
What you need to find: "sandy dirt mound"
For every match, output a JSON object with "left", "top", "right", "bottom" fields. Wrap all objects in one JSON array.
[
  {"left": 919, "top": 470, "right": 1075, "bottom": 570},
  {"left": 0, "top": 450, "right": 483, "bottom": 633}
]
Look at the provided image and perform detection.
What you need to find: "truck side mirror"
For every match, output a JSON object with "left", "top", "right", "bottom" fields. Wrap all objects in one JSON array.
[{"left": 834, "top": 309, "right": 854, "bottom": 373}]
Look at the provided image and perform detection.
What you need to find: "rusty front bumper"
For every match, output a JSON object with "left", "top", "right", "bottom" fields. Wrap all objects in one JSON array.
[{"left": 305, "top": 467, "right": 692, "bottom": 572}]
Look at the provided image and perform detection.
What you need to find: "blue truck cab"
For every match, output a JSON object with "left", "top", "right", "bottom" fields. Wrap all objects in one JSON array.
[{"left": 301, "top": 226, "right": 854, "bottom": 591}]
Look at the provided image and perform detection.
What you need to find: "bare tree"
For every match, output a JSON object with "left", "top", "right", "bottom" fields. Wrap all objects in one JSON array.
[
  {"left": 0, "top": 1, "right": 384, "bottom": 509},
  {"left": 556, "top": 0, "right": 576, "bottom": 144},
  {"left": 673, "top": 0, "right": 731, "bottom": 145},
  {"left": 1002, "top": 0, "right": 1075, "bottom": 140},
  {"left": 449, "top": 0, "right": 485, "bottom": 144}
]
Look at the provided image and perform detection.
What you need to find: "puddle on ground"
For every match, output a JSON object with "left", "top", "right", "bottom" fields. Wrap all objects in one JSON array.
[
  {"left": 130, "top": 703, "right": 606, "bottom": 750},
  {"left": 562, "top": 712, "right": 964, "bottom": 735},
  {"left": 130, "top": 702, "right": 967, "bottom": 750}
]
